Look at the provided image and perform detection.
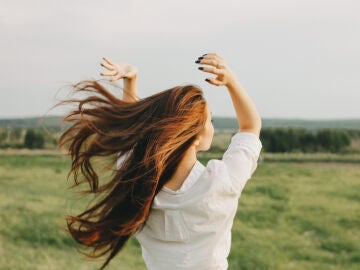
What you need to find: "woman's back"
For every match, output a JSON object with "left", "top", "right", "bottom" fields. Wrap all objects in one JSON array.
[{"left": 135, "top": 132, "right": 262, "bottom": 270}]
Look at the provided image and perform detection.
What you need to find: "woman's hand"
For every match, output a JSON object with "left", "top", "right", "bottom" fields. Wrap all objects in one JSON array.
[
  {"left": 196, "top": 52, "right": 261, "bottom": 136},
  {"left": 195, "top": 53, "right": 238, "bottom": 87},
  {"left": 100, "top": 57, "right": 138, "bottom": 102},
  {"left": 100, "top": 57, "right": 138, "bottom": 82}
]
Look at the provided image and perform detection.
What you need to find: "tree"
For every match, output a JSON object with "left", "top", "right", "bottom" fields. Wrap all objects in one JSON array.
[
  {"left": 24, "top": 129, "right": 45, "bottom": 149},
  {"left": 316, "top": 129, "right": 350, "bottom": 153}
]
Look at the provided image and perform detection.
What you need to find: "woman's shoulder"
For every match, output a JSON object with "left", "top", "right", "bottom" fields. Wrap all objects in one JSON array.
[
  {"left": 228, "top": 131, "right": 262, "bottom": 153},
  {"left": 201, "top": 131, "right": 262, "bottom": 196}
]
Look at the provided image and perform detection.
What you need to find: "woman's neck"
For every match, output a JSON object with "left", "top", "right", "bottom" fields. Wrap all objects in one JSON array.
[{"left": 164, "top": 146, "right": 197, "bottom": 191}]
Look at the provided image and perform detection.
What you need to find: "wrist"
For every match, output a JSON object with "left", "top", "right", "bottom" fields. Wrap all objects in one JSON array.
[
  {"left": 123, "top": 76, "right": 137, "bottom": 89},
  {"left": 123, "top": 76, "right": 138, "bottom": 102},
  {"left": 226, "top": 78, "right": 242, "bottom": 92},
  {"left": 124, "top": 73, "right": 137, "bottom": 82}
]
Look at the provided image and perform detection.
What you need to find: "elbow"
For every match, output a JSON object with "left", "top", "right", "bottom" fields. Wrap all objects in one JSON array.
[{"left": 239, "top": 117, "right": 262, "bottom": 137}]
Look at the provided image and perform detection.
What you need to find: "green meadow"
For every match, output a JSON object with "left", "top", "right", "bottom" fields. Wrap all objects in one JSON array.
[{"left": 0, "top": 154, "right": 359, "bottom": 270}]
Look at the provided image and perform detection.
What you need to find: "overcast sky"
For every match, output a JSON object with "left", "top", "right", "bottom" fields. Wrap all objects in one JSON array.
[{"left": 1, "top": 0, "right": 359, "bottom": 119}]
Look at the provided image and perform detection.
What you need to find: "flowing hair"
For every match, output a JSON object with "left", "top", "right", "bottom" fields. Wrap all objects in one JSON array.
[{"left": 58, "top": 80, "right": 207, "bottom": 269}]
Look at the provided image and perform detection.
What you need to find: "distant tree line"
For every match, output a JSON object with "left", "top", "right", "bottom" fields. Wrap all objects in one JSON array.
[
  {"left": 0, "top": 128, "right": 57, "bottom": 149},
  {"left": 0, "top": 126, "right": 359, "bottom": 153},
  {"left": 260, "top": 128, "right": 355, "bottom": 153}
]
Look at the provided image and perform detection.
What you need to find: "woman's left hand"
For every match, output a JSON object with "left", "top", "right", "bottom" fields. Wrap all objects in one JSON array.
[{"left": 100, "top": 57, "right": 138, "bottom": 82}]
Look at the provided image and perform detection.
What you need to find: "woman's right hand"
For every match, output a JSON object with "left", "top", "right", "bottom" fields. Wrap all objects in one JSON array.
[
  {"left": 100, "top": 57, "right": 138, "bottom": 82},
  {"left": 100, "top": 57, "right": 138, "bottom": 102},
  {"left": 195, "top": 53, "right": 238, "bottom": 87}
]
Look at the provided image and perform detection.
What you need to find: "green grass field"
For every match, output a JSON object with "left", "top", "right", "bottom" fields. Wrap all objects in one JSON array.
[{"left": 0, "top": 154, "right": 359, "bottom": 270}]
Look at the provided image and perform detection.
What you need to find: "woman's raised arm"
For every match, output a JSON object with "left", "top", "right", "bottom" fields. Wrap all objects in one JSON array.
[
  {"left": 196, "top": 53, "right": 261, "bottom": 136},
  {"left": 100, "top": 57, "right": 139, "bottom": 102}
]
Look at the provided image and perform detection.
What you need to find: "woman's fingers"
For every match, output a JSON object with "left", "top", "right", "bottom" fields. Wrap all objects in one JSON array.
[
  {"left": 100, "top": 70, "right": 117, "bottom": 76},
  {"left": 110, "top": 75, "right": 121, "bottom": 82},
  {"left": 197, "top": 58, "right": 217, "bottom": 66},
  {"left": 196, "top": 52, "right": 226, "bottom": 69},
  {"left": 196, "top": 53, "right": 230, "bottom": 86},
  {"left": 103, "top": 57, "right": 115, "bottom": 66},
  {"left": 198, "top": 66, "right": 224, "bottom": 75},
  {"left": 110, "top": 73, "right": 126, "bottom": 81},
  {"left": 206, "top": 77, "right": 223, "bottom": 86},
  {"left": 100, "top": 57, "right": 117, "bottom": 79},
  {"left": 100, "top": 58, "right": 139, "bottom": 82},
  {"left": 201, "top": 53, "right": 224, "bottom": 64},
  {"left": 197, "top": 59, "right": 225, "bottom": 69},
  {"left": 100, "top": 61, "right": 114, "bottom": 70}
]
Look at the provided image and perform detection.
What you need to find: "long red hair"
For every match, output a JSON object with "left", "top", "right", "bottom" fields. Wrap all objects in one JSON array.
[{"left": 58, "top": 80, "right": 207, "bottom": 269}]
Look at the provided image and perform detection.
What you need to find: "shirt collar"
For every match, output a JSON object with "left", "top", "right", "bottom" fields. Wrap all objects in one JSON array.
[{"left": 162, "top": 160, "right": 205, "bottom": 194}]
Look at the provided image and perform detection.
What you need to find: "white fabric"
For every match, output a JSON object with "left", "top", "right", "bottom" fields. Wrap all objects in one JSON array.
[{"left": 134, "top": 132, "right": 262, "bottom": 270}]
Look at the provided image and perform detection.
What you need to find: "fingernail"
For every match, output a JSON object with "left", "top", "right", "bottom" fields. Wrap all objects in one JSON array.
[
  {"left": 198, "top": 67, "right": 204, "bottom": 70},
  {"left": 195, "top": 60, "right": 200, "bottom": 64},
  {"left": 202, "top": 54, "right": 207, "bottom": 56},
  {"left": 198, "top": 57, "right": 203, "bottom": 60},
  {"left": 205, "top": 78, "right": 210, "bottom": 82}
]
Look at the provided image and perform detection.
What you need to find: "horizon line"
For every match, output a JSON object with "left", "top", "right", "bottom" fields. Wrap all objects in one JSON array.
[{"left": 0, "top": 114, "right": 359, "bottom": 121}]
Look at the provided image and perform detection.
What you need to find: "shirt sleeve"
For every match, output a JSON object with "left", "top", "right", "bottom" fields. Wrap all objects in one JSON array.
[{"left": 221, "top": 131, "right": 262, "bottom": 196}]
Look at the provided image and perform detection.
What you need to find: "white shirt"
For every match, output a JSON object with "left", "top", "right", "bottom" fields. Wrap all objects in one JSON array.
[{"left": 134, "top": 132, "right": 262, "bottom": 270}]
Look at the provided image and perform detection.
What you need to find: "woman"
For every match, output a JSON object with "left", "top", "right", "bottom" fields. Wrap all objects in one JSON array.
[{"left": 59, "top": 53, "right": 262, "bottom": 269}]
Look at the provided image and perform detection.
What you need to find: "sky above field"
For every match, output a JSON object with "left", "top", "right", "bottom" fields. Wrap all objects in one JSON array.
[{"left": 1, "top": 0, "right": 359, "bottom": 119}]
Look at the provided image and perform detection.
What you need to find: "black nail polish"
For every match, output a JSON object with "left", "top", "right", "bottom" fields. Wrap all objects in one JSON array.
[
  {"left": 198, "top": 56, "right": 203, "bottom": 60},
  {"left": 205, "top": 78, "right": 210, "bottom": 82},
  {"left": 195, "top": 60, "right": 200, "bottom": 64},
  {"left": 198, "top": 67, "right": 204, "bottom": 70},
  {"left": 202, "top": 54, "right": 207, "bottom": 56}
]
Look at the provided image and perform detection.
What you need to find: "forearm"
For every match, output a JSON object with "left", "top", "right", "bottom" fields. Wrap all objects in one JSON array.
[
  {"left": 226, "top": 80, "right": 262, "bottom": 136},
  {"left": 123, "top": 77, "right": 138, "bottom": 102}
]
